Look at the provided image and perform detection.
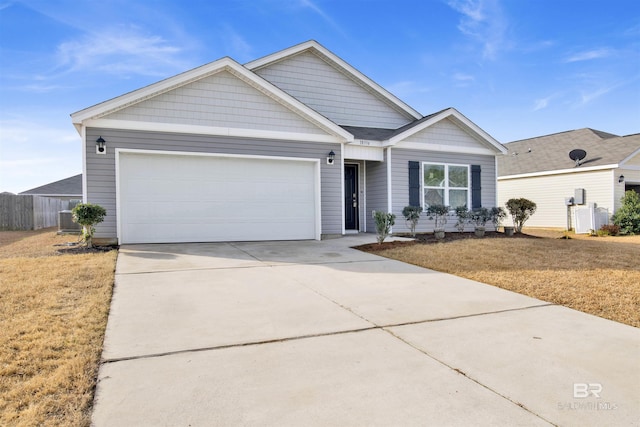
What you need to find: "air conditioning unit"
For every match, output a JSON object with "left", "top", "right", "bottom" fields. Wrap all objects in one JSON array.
[{"left": 58, "top": 210, "right": 81, "bottom": 234}]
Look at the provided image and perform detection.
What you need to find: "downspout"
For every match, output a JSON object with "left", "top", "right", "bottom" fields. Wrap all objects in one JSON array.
[
  {"left": 81, "top": 125, "right": 88, "bottom": 202},
  {"left": 363, "top": 162, "right": 367, "bottom": 232},
  {"left": 387, "top": 147, "right": 393, "bottom": 214},
  {"left": 340, "top": 143, "right": 345, "bottom": 235},
  {"left": 495, "top": 156, "right": 499, "bottom": 207}
]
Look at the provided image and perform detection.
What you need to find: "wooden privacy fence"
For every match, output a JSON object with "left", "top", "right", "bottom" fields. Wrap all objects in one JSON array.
[{"left": 0, "top": 194, "right": 72, "bottom": 231}]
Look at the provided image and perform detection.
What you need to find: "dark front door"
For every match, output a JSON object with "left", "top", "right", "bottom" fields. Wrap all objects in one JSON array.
[{"left": 344, "top": 164, "right": 359, "bottom": 230}]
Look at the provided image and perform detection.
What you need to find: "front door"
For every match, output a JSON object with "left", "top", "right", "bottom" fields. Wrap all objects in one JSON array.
[{"left": 344, "top": 164, "right": 359, "bottom": 230}]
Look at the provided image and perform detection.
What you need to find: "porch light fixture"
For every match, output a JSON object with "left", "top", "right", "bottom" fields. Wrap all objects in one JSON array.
[
  {"left": 327, "top": 150, "right": 335, "bottom": 165},
  {"left": 619, "top": 174, "right": 625, "bottom": 183},
  {"left": 96, "top": 136, "right": 106, "bottom": 154}
]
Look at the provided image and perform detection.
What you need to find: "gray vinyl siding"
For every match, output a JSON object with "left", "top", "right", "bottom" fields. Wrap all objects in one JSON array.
[
  {"left": 365, "top": 153, "right": 389, "bottom": 232},
  {"left": 85, "top": 128, "right": 342, "bottom": 243},
  {"left": 403, "top": 117, "right": 486, "bottom": 148},
  {"left": 254, "top": 51, "right": 413, "bottom": 128},
  {"left": 104, "top": 70, "right": 326, "bottom": 135},
  {"left": 391, "top": 148, "right": 498, "bottom": 233}
]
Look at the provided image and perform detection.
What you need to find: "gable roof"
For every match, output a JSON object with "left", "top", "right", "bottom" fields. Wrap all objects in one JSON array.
[
  {"left": 71, "top": 56, "right": 353, "bottom": 142},
  {"left": 498, "top": 129, "right": 640, "bottom": 177},
  {"left": 19, "top": 174, "right": 82, "bottom": 196},
  {"left": 340, "top": 108, "right": 506, "bottom": 154},
  {"left": 71, "top": 40, "right": 504, "bottom": 156},
  {"left": 245, "top": 40, "right": 422, "bottom": 122}
]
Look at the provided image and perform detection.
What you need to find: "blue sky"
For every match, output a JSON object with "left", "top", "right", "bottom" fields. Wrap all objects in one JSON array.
[{"left": 1, "top": 0, "right": 639, "bottom": 193}]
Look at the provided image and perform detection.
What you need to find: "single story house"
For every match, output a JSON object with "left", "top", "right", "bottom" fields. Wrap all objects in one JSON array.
[
  {"left": 19, "top": 174, "right": 83, "bottom": 204},
  {"left": 497, "top": 129, "right": 640, "bottom": 230},
  {"left": 71, "top": 40, "right": 507, "bottom": 245}
]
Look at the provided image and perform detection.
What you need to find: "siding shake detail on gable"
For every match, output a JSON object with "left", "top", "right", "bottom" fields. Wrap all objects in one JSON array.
[
  {"left": 103, "top": 71, "right": 328, "bottom": 135},
  {"left": 254, "top": 51, "right": 414, "bottom": 128}
]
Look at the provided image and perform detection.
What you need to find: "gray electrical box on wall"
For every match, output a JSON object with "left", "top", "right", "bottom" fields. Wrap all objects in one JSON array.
[{"left": 574, "top": 188, "right": 585, "bottom": 205}]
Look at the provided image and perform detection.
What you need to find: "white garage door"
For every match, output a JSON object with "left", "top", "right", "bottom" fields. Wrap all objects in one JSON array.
[{"left": 118, "top": 151, "right": 319, "bottom": 244}]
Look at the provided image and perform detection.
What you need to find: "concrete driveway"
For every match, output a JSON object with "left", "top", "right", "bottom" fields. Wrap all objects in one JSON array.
[{"left": 92, "top": 235, "right": 640, "bottom": 426}]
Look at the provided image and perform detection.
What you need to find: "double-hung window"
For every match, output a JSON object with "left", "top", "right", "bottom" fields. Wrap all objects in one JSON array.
[{"left": 423, "top": 163, "right": 470, "bottom": 209}]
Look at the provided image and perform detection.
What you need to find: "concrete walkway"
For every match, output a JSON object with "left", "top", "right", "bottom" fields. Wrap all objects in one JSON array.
[{"left": 92, "top": 235, "right": 640, "bottom": 426}]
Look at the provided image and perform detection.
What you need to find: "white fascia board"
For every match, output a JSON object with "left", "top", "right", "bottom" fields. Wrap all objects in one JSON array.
[
  {"left": 498, "top": 163, "right": 619, "bottom": 180},
  {"left": 619, "top": 147, "right": 640, "bottom": 167},
  {"left": 393, "top": 141, "right": 496, "bottom": 155},
  {"left": 245, "top": 40, "right": 423, "bottom": 121},
  {"left": 72, "top": 56, "right": 352, "bottom": 142},
  {"left": 387, "top": 108, "right": 507, "bottom": 154},
  {"left": 84, "top": 119, "right": 345, "bottom": 144},
  {"left": 348, "top": 139, "right": 384, "bottom": 147}
]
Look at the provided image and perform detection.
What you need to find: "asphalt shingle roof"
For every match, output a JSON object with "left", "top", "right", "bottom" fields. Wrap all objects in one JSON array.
[
  {"left": 20, "top": 174, "right": 82, "bottom": 196},
  {"left": 497, "top": 129, "right": 640, "bottom": 177},
  {"left": 340, "top": 108, "right": 449, "bottom": 141}
]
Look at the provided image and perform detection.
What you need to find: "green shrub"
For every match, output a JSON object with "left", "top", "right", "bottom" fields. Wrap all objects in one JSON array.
[
  {"left": 71, "top": 203, "right": 107, "bottom": 248},
  {"left": 373, "top": 211, "right": 396, "bottom": 243},
  {"left": 454, "top": 206, "right": 469, "bottom": 232},
  {"left": 470, "top": 207, "right": 491, "bottom": 228},
  {"left": 612, "top": 191, "right": 640, "bottom": 235},
  {"left": 505, "top": 198, "right": 537, "bottom": 233},
  {"left": 402, "top": 206, "right": 423, "bottom": 237},
  {"left": 491, "top": 206, "right": 507, "bottom": 228},
  {"left": 425, "top": 204, "right": 450, "bottom": 230}
]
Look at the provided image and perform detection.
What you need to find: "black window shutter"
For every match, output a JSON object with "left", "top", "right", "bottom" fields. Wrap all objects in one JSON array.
[
  {"left": 471, "top": 165, "right": 481, "bottom": 209},
  {"left": 408, "top": 161, "right": 420, "bottom": 207}
]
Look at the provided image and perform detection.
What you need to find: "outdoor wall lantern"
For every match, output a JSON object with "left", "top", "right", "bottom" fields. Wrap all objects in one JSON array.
[
  {"left": 619, "top": 174, "right": 625, "bottom": 183},
  {"left": 96, "top": 136, "right": 106, "bottom": 154},
  {"left": 327, "top": 150, "right": 335, "bottom": 165}
]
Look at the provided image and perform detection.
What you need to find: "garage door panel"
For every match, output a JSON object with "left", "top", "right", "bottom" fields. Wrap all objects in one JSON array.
[{"left": 119, "top": 152, "right": 318, "bottom": 243}]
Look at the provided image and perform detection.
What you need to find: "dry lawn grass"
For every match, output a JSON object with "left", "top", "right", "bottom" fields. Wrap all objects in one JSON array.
[
  {"left": 371, "top": 229, "right": 640, "bottom": 328},
  {"left": 0, "top": 228, "right": 117, "bottom": 426}
]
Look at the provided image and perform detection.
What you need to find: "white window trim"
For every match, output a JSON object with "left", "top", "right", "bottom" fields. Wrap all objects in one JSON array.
[{"left": 422, "top": 162, "right": 471, "bottom": 209}]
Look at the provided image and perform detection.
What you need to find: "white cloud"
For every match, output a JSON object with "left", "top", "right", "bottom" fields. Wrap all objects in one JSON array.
[
  {"left": 447, "top": 0, "right": 509, "bottom": 60},
  {"left": 0, "top": 120, "right": 81, "bottom": 193},
  {"left": 452, "top": 72, "right": 475, "bottom": 87},
  {"left": 565, "top": 48, "right": 613, "bottom": 63},
  {"left": 299, "top": 0, "right": 349, "bottom": 39},
  {"left": 532, "top": 94, "right": 557, "bottom": 111},
  {"left": 55, "top": 26, "right": 190, "bottom": 77},
  {"left": 579, "top": 86, "right": 615, "bottom": 106},
  {"left": 221, "top": 25, "right": 253, "bottom": 62},
  {"left": 0, "top": 119, "right": 78, "bottom": 144}
]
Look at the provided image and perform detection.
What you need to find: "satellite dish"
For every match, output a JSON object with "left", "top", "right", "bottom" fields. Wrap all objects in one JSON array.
[{"left": 569, "top": 149, "right": 587, "bottom": 166}]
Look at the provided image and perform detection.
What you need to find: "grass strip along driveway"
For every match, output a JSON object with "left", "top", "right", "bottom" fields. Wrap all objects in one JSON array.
[
  {"left": 360, "top": 230, "right": 640, "bottom": 328},
  {"left": 0, "top": 229, "right": 117, "bottom": 427}
]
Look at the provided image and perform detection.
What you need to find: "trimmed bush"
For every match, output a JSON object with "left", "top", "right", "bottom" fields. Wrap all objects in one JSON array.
[
  {"left": 505, "top": 198, "right": 537, "bottom": 233},
  {"left": 402, "top": 205, "right": 423, "bottom": 237},
  {"left": 71, "top": 203, "right": 107, "bottom": 248}
]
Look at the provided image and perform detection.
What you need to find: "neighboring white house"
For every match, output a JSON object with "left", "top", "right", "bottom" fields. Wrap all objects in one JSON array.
[{"left": 497, "top": 129, "right": 640, "bottom": 230}]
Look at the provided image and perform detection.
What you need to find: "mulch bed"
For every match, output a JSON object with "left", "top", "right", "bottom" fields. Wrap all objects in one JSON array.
[
  {"left": 54, "top": 243, "right": 118, "bottom": 255},
  {"left": 355, "top": 231, "right": 538, "bottom": 252}
]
